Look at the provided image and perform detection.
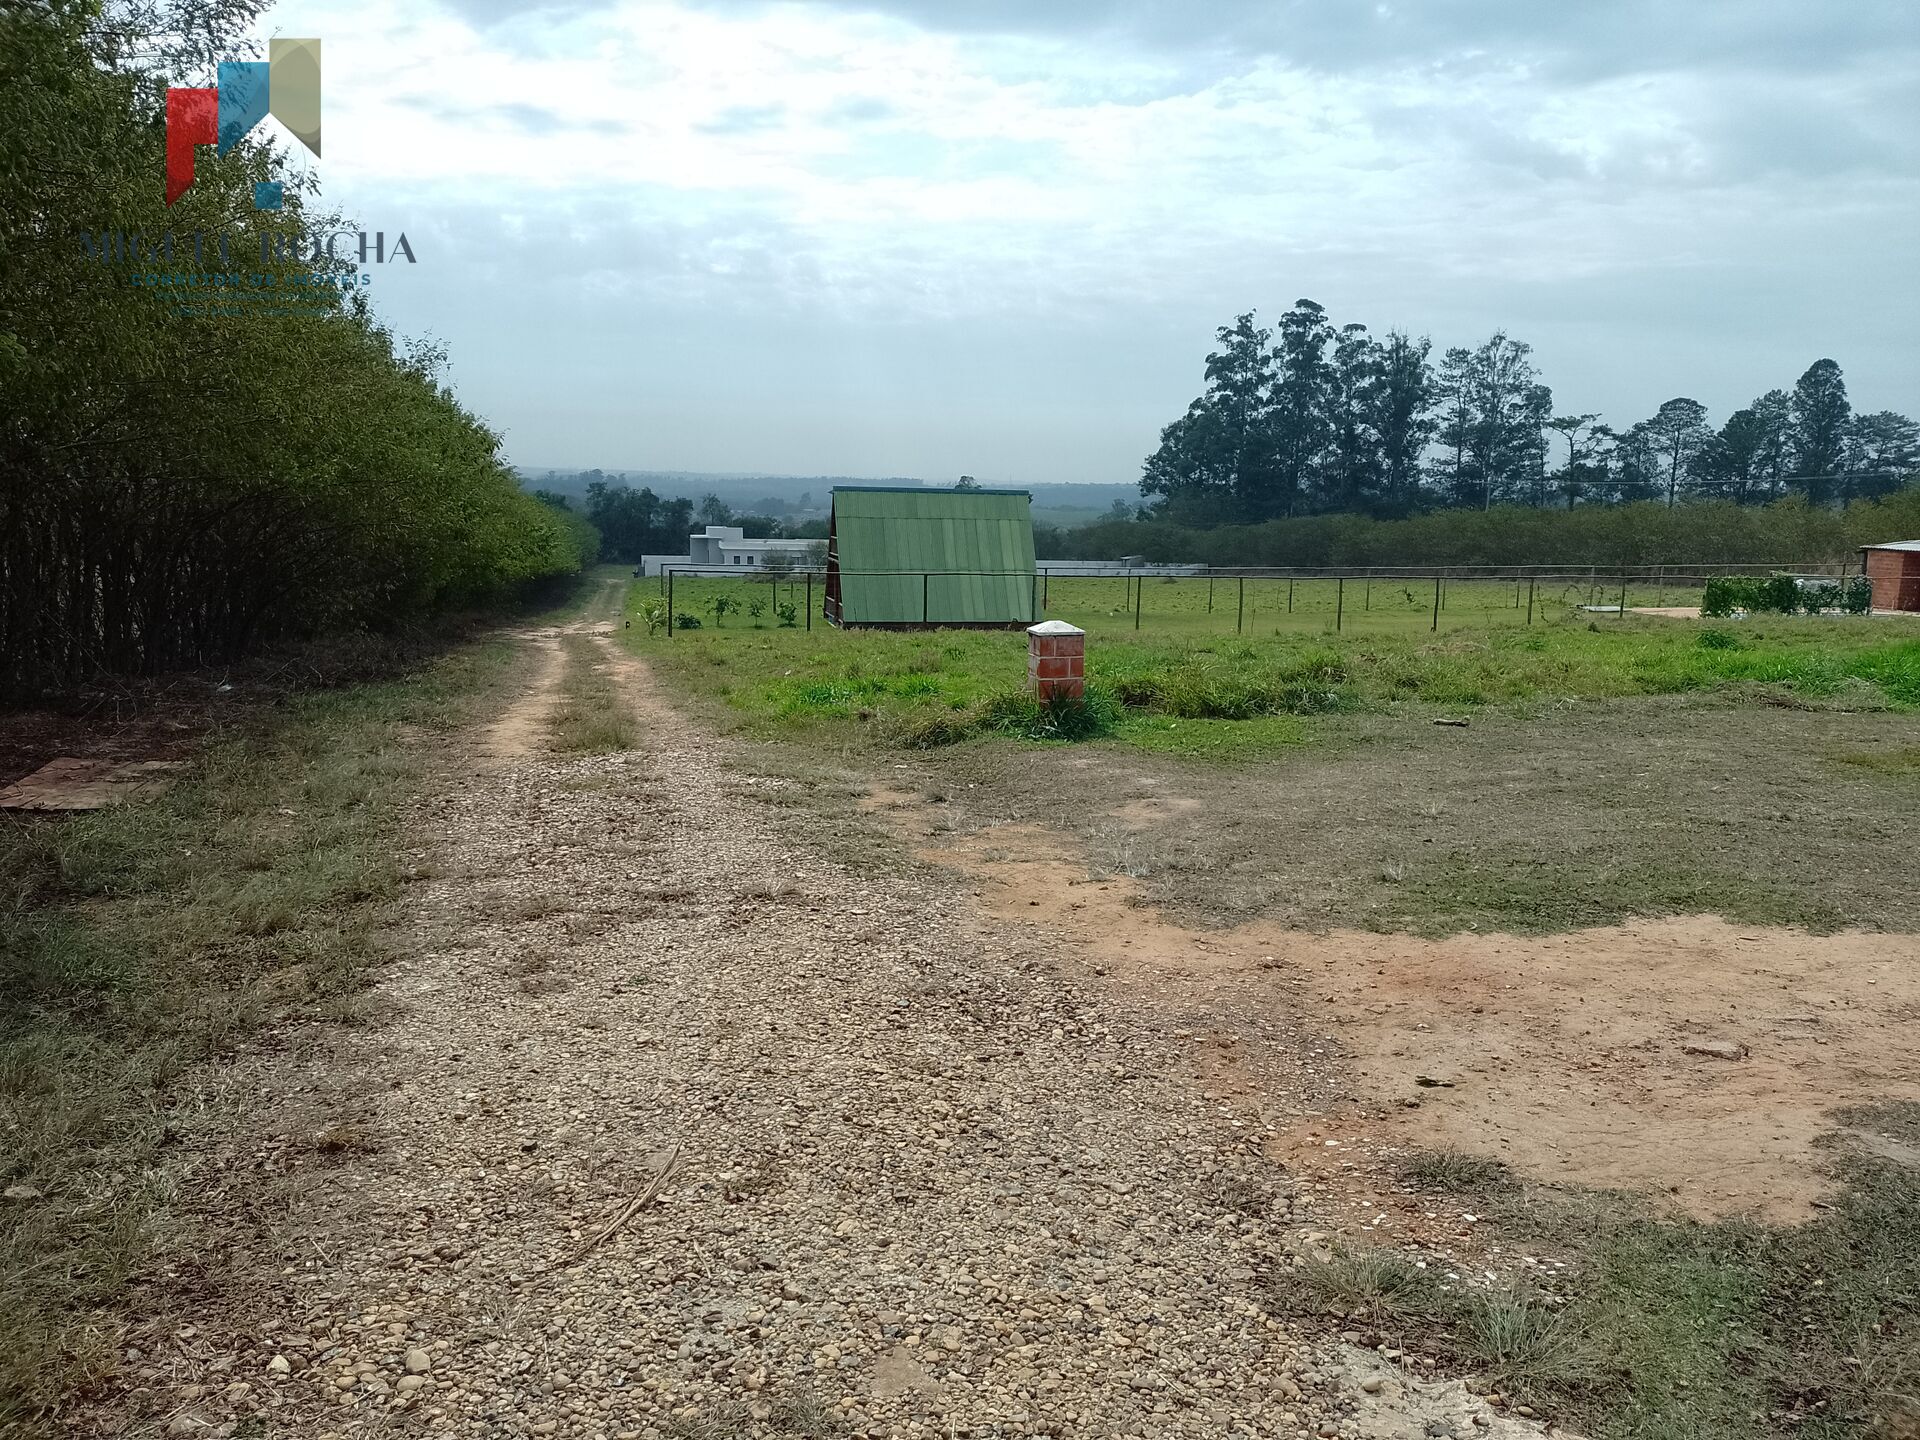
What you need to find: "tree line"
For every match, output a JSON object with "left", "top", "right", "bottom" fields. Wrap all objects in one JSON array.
[
  {"left": 1041, "top": 490, "right": 1920, "bottom": 571},
  {"left": 0, "top": 0, "right": 588, "bottom": 696},
  {"left": 1141, "top": 300, "right": 1919, "bottom": 525},
  {"left": 537, "top": 475, "right": 828, "bottom": 564}
]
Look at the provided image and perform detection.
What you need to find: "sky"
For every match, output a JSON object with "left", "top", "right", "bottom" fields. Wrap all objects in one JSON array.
[{"left": 252, "top": 0, "right": 1920, "bottom": 483}]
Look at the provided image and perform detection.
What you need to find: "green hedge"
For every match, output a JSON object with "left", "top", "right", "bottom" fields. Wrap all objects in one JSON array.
[{"left": 1701, "top": 575, "right": 1872, "bottom": 617}]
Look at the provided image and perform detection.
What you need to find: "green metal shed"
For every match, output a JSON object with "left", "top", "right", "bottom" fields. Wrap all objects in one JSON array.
[{"left": 825, "top": 486, "right": 1038, "bottom": 628}]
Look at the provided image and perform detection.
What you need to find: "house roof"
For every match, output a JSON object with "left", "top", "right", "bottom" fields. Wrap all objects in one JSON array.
[
  {"left": 1862, "top": 540, "right": 1920, "bottom": 552},
  {"left": 831, "top": 484, "right": 1032, "bottom": 497},
  {"left": 831, "top": 487, "right": 1036, "bottom": 624}
]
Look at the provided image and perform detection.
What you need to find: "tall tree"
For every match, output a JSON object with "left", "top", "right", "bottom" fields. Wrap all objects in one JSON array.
[
  {"left": 1320, "top": 323, "right": 1382, "bottom": 514},
  {"left": 1641, "top": 397, "right": 1711, "bottom": 508},
  {"left": 1430, "top": 334, "right": 1547, "bottom": 508},
  {"left": 1432, "top": 345, "right": 1480, "bottom": 508},
  {"left": 1790, "top": 359, "right": 1851, "bottom": 505},
  {"left": 1747, "top": 389, "right": 1796, "bottom": 499},
  {"left": 1697, "top": 406, "right": 1774, "bottom": 504},
  {"left": 1140, "top": 312, "right": 1276, "bottom": 524},
  {"left": 1268, "top": 300, "right": 1335, "bottom": 518},
  {"left": 1371, "top": 331, "right": 1436, "bottom": 517},
  {"left": 1546, "top": 413, "right": 1603, "bottom": 509},
  {"left": 1844, "top": 411, "right": 1920, "bottom": 499}
]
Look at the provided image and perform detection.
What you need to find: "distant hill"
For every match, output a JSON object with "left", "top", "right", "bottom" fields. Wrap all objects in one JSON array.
[{"left": 514, "top": 467, "right": 1138, "bottom": 524}]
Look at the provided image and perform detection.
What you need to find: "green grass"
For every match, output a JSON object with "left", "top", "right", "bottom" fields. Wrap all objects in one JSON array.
[
  {"left": 549, "top": 635, "right": 639, "bottom": 753},
  {"left": 626, "top": 579, "right": 1920, "bottom": 759},
  {"left": 1278, "top": 1116, "right": 1920, "bottom": 1440},
  {"left": 651, "top": 572, "right": 1705, "bottom": 641},
  {"left": 0, "top": 639, "right": 525, "bottom": 1432}
]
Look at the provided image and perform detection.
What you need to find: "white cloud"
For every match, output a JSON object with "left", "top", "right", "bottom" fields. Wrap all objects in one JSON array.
[{"left": 254, "top": 0, "right": 1920, "bottom": 477}]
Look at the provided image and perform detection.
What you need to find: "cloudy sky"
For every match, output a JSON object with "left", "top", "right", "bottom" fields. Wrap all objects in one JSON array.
[{"left": 255, "top": 0, "right": 1918, "bottom": 483}]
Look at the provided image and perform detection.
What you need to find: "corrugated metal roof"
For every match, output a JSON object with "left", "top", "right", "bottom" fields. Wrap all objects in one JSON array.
[
  {"left": 831, "top": 487, "right": 1037, "bottom": 625},
  {"left": 1862, "top": 540, "right": 1920, "bottom": 552}
]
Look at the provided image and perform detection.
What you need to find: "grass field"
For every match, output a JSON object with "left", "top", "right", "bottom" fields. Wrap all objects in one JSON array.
[
  {"left": 643, "top": 571, "right": 1705, "bottom": 641},
  {"left": 625, "top": 578, "right": 1920, "bottom": 758}
]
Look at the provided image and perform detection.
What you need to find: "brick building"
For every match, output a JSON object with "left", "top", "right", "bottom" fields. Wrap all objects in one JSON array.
[{"left": 1861, "top": 541, "right": 1920, "bottom": 612}]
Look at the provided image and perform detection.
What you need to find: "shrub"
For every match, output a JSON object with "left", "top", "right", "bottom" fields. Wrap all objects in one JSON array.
[
  {"left": 1696, "top": 628, "right": 1742, "bottom": 651},
  {"left": 774, "top": 602, "right": 798, "bottom": 627},
  {"left": 674, "top": 613, "right": 702, "bottom": 629},
  {"left": 978, "top": 686, "right": 1121, "bottom": 741},
  {"left": 1704, "top": 573, "right": 1851, "bottom": 617}
]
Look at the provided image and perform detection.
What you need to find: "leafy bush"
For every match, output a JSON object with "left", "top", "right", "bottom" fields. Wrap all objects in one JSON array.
[
  {"left": 636, "top": 599, "right": 669, "bottom": 636},
  {"left": 1704, "top": 574, "right": 1864, "bottom": 617},
  {"left": 674, "top": 613, "right": 702, "bottom": 629},
  {"left": 1696, "top": 628, "right": 1743, "bottom": 651},
  {"left": 774, "top": 602, "right": 799, "bottom": 628}
]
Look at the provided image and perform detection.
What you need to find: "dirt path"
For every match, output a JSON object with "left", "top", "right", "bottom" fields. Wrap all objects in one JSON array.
[{"left": 145, "top": 622, "right": 1561, "bottom": 1440}]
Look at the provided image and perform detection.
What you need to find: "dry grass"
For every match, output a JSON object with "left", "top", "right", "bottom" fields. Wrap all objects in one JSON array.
[
  {"left": 549, "top": 636, "right": 640, "bottom": 754},
  {"left": 0, "top": 639, "right": 522, "bottom": 1431}
]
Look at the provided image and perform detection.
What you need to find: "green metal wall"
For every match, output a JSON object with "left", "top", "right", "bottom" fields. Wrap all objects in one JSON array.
[{"left": 831, "top": 487, "right": 1037, "bottom": 625}]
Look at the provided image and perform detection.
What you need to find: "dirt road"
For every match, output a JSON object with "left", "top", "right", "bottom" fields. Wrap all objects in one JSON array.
[{"left": 137, "top": 617, "right": 1557, "bottom": 1440}]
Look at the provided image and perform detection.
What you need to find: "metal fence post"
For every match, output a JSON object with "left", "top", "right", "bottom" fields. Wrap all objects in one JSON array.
[
  {"left": 1431, "top": 575, "right": 1441, "bottom": 631},
  {"left": 1287, "top": 577, "right": 1295, "bottom": 613},
  {"left": 1526, "top": 576, "right": 1535, "bottom": 625},
  {"left": 1207, "top": 575, "right": 1214, "bottom": 613},
  {"left": 1031, "top": 571, "right": 1039, "bottom": 623},
  {"left": 667, "top": 570, "right": 674, "bottom": 639},
  {"left": 1336, "top": 576, "right": 1344, "bottom": 632},
  {"left": 1237, "top": 576, "right": 1245, "bottom": 634},
  {"left": 1134, "top": 571, "right": 1142, "bottom": 630},
  {"left": 1618, "top": 572, "right": 1628, "bottom": 617},
  {"left": 806, "top": 571, "right": 812, "bottom": 630},
  {"left": 1043, "top": 570, "right": 1050, "bottom": 607}
]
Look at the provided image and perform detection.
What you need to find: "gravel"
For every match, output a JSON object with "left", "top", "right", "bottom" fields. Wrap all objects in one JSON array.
[{"left": 138, "top": 635, "right": 1565, "bottom": 1440}]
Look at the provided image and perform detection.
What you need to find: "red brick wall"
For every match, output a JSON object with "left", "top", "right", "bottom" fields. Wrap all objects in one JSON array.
[
  {"left": 1027, "top": 627, "right": 1085, "bottom": 701},
  {"left": 1865, "top": 549, "right": 1920, "bottom": 611}
]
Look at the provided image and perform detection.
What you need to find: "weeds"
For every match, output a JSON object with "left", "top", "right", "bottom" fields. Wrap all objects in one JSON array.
[
  {"left": 549, "top": 636, "right": 639, "bottom": 753},
  {"left": 1399, "top": 1148, "right": 1518, "bottom": 1194},
  {"left": 1279, "top": 1117, "right": 1920, "bottom": 1440}
]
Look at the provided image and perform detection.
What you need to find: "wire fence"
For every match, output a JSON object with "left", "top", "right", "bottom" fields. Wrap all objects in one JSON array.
[{"left": 652, "top": 560, "right": 1864, "bottom": 639}]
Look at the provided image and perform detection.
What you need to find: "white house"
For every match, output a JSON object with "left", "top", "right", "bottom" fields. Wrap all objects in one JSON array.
[{"left": 639, "top": 526, "right": 822, "bottom": 577}]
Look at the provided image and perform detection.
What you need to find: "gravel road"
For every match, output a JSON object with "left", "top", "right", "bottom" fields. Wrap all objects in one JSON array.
[{"left": 148, "top": 626, "right": 1561, "bottom": 1440}]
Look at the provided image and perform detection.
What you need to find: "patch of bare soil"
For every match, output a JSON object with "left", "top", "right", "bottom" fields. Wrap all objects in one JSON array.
[
  {"left": 476, "top": 631, "right": 566, "bottom": 761},
  {"left": 909, "top": 809, "right": 1920, "bottom": 1225}
]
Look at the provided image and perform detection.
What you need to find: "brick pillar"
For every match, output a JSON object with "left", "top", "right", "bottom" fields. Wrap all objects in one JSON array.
[{"left": 1026, "top": 620, "right": 1085, "bottom": 702}]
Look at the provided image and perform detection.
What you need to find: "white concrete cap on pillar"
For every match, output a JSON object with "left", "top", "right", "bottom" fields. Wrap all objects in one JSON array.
[{"left": 1026, "top": 620, "right": 1085, "bottom": 637}]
